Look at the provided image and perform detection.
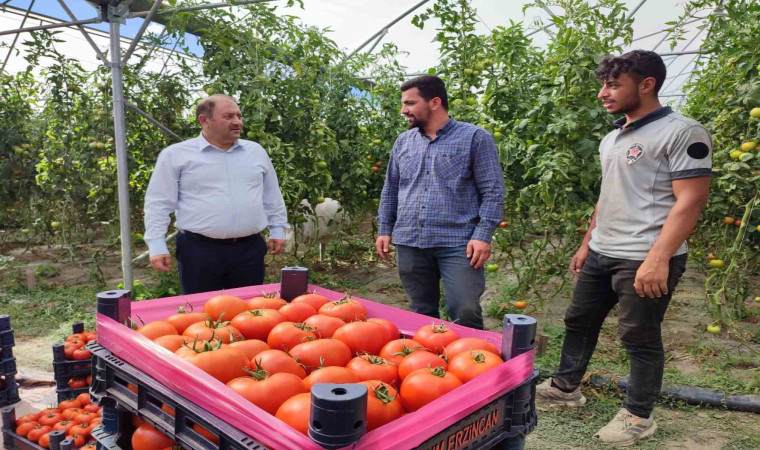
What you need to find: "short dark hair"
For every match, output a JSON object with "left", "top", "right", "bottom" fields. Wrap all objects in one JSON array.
[
  {"left": 195, "top": 94, "right": 236, "bottom": 122},
  {"left": 595, "top": 50, "right": 667, "bottom": 94},
  {"left": 400, "top": 75, "right": 448, "bottom": 110}
]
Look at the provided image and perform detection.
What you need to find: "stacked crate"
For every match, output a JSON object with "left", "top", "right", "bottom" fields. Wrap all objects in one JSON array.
[
  {"left": 53, "top": 322, "right": 92, "bottom": 402},
  {"left": 0, "top": 315, "right": 20, "bottom": 407}
]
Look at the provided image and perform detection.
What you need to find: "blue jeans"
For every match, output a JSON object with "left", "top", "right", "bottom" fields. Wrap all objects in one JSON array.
[{"left": 395, "top": 244, "right": 485, "bottom": 330}]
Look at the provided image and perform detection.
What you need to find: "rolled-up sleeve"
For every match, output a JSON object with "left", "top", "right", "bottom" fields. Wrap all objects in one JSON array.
[
  {"left": 144, "top": 149, "right": 179, "bottom": 256},
  {"left": 378, "top": 137, "right": 402, "bottom": 236},
  {"left": 262, "top": 154, "right": 289, "bottom": 239},
  {"left": 470, "top": 129, "right": 504, "bottom": 243}
]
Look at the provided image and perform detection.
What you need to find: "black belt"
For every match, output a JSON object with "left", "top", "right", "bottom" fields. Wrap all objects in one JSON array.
[{"left": 180, "top": 230, "right": 259, "bottom": 244}]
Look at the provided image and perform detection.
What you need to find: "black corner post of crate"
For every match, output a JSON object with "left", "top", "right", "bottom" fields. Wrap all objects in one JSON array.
[
  {"left": 498, "top": 315, "right": 538, "bottom": 450},
  {"left": 96, "top": 289, "right": 132, "bottom": 324},
  {"left": 309, "top": 383, "right": 368, "bottom": 449}
]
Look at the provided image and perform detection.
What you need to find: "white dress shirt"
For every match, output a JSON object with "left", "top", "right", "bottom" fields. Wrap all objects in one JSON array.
[{"left": 144, "top": 133, "right": 289, "bottom": 256}]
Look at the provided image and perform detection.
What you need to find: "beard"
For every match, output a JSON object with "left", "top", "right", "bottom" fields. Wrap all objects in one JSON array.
[
  {"left": 406, "top": 113, "right": 428, "bottom": 130},
  {"left": 614, "top": 94, "right": 641, "bottom": 115}
]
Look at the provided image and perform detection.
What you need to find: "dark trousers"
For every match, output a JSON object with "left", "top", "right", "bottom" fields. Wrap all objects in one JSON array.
[
  {"left": 396, "top": 244, "right": 485, "bottom": 330},
  {"left": 554, "top": 250, "right": 687, "bottom": 418},
  {"left": 176, "top": 231, "right": 267, "bottom": 294}
]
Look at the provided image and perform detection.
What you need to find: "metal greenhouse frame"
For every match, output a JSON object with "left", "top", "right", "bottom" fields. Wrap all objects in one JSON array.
[{"left": 0, "top": 0, "right": 717, "bottom": 290}]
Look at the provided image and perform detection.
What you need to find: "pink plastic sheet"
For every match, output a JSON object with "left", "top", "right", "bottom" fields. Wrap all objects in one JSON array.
[{"left": 96, "top": 284, "right": 535, "bottom": 449}]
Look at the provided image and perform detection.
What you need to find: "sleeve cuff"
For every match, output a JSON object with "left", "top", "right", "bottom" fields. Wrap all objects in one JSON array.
[
  {"left": 146, "top": 238, "right": 170, "bottom": 257},
  {"left": 471, "top": 227, "right": 494, "bottom": 243},
  {"left": 378, "top": 223, "right": 394, "bottom": 236},
  {"left": 671, "top": 168, "right": 713, "bottom": 180},
  {"left": 268, "top": 226, "right": 287, "bottom": 240}
]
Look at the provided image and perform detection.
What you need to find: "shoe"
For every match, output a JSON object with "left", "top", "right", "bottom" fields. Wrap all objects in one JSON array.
[
  {"left": 593, "top": 408, "right": 657, "bottom": 447},
  {"left": 535, "top": 377, "right": 587, "bottom": 409}
]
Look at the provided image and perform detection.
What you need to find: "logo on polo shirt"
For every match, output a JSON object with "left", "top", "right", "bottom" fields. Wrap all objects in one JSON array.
[{"left": 626, "top": 143, "right": 644, "bottom": 165}]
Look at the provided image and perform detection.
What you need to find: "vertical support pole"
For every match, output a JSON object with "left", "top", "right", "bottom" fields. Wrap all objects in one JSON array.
[{"left": 109, "top": 5, "right": 134, "bottom": 291}]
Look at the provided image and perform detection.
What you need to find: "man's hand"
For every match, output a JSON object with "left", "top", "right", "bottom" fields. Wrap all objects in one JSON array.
[
  {"left": 634, "top": 255, "right": 670, "bottom": 298},
  {"left": 467, "top": 239, "right": 491, "bottom": 269},
  {"left": 150, "top": 254, "right": 172, "bottom": 272},
  {"left": 569, "top": 245, "right": 590, "bottom": 274},
  {"left": 375, "top": 236, "right": 392, "bottom": 259},
  {"left": 268, "top": 239, "right": 286, "bottom": 255}
]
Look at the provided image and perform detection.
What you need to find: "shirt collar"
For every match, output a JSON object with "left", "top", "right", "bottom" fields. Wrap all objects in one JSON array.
[
  {"left": 416, "top": 116, "right": 457, "bottom": 138},
  {"left": 614, "top": 106, "right": 673, "bottom": 130},
  {"left": 197, "top": 132, "right": 242, "bottom": 152}
]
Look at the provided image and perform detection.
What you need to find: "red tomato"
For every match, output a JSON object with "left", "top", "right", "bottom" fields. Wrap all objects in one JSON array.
[
  {"left": 131, "top": 423, "right": 174, "bottom": 450},
  {"left": 379, "top": 339, "right": 428, "bottom": 366},
  {"left": 38, "top": 412, "right": 63, "bottom": 427},
  {"left": 66, "top": 333, "right": 83, "bottom": 343},
  {"left": 65, "top": 432, "right": 86, "bottom": 447},
  {"left": 413, "top": 324, "right": 460, "bottom": 354},
  {"left": 153, "top": 334, "right": 193, "bottom": 352},
  {"left": 226, "top": 372, "right": 307, "bottom": 415},
  {"left": 361, "top": 380, "right": 404, "bottom": 431},
  {"left": 289, "top": 339, "right": 352, "bottom": 374},
  {"left": 303, "top": 366, "right": 358, "bottom": 389},
  {"left": 27, "top": 424, "right": 52, "bottom": 443},
  {"left": 448, "top": 350, "right": 503, "bottom": 383},
  {"left": 136, "top": 321, "right": 178, "bottom": 340},
  {"left": 398, "top": 351, "right": 447, "bottom": 381},
  {"left": 38, "top": 432, "right": 52, "bottom": 449},
  {"left": 60, "top": 408, "right": 82, "bottom": 421},
  {"left": 182, "top": 318, "right": 243, "bottom": 344},
  {"left": 318, "top": 297, "right": 368, "bottom": 322},
  {"left": 83, "top": 404, "right": 101, "bottom": 414},
  {"left": 68, "top": 376, "right": 87, "bottom": 389},
  {"left": 76, "top": 392, "right": 92, "bottom": 406},
  {"left": 333, "top": 321, "right": 389, "bottom": 356},
  {"left": 275, "top": 393, "right": 311, "bottom": 435},
  {"left": 16, "top": 413, "right": 40, "bottom": 426},
  {"left": 346, "top": 355, "right": 400, "bottom": 387},
  {"left": 248, "top": 295, "right": 287, "bottom": 310},
  {"left": 279, "top": 302, "right": 318, "bottom": 323},
  {"left": 251, "top": 349, "right": 306, "bottom": 378},
  {"left": 230, "top": 309, "right": 285, "bottom": 341},
  {"left": 70, "top": 422, "right": 93, "bottom": 439},
  {"left": 400, "top": 367, "right": 463, "bottom": 412},
  {"left": 266, "top": 322, "right": 317, "bottom": 352},
  {"left": 165, "top": 311, "right": 207, "bottom": 335},
  {"left": 176, "top": 344, "right": 250, "bottom": 384},
  {"left": 16, "top": 420, "right": 39, "bottom": 437},
  {"left": 74, "top": 411, "right": 96, "bottom": 424},
  {"left": 52, "top": 419, "right": 76, "bottom": 434},
  {"left": 228, "top": 339, "right": 270, "bottom": 361},
  {"left": 444, "top": 337, "right": 500, "bottom": 360},
  {"left": 203, "top": 295, "right": 250, "bottom": 321},
  {"left": 291, "top": 293, "right": 332, "bottom": 311},
  {"left": 303, "top": 314, "right": 346, "bottom": 338},
  {"left": 368, "top": 318, "right": 400, "bottom": 341}
]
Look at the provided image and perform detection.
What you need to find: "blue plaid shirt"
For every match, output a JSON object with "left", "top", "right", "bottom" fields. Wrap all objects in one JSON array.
[{"left": 378, "top": 118, "right": 504, "bottom": 248}]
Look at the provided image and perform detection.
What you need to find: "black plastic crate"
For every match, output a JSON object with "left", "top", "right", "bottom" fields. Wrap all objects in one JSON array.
[
  {"left": 0, "top": 380, "right": 20, "bottom": 407},
  {"left": 88, "top": 341, "right": 267, "bottom": 450},
  {"left": 0, "top": 315, "right": 14, "bottom": 348},
  {"left": 0, "top": 357, "right": 16, "bottom": 378},
  {"left": 0, "top": 347, "right": 13, "bottom": 361},
  {"left": 1, "top": 406, "right": 74, "bottom": 450},
  {"left": 52, "top": 323, "right": 92, "bottom": 380},
  {"left": 55, "top": 386, "right": 89, "bottom": 403},
  {"left": 54, "top": 375, "right": 89, "bottom": 391}
]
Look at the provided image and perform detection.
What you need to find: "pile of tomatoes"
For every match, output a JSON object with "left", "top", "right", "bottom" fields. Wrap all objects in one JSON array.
[
  {"left": 133, "top": 292, "right": 505, "bottom": 437},
  {"left": 14, "top": 393, "right": 101, "bottom": 448},
  {"left": 62, "top": 330, "right": 97, "bottom": 361}
]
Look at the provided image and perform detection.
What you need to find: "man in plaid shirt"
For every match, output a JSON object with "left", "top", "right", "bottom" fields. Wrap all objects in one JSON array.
[{"left": 376, "top": 75, "right": 504, "bottom": 330}]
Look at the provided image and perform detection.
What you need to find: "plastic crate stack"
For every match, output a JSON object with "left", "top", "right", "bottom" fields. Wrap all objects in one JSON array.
[
  {"left": 0, "top": 315, "right": 20, "bottom": 407},
  {"left": 1, "top": 406, "right": 76, "bottom": 450},
  {"left": 53, "top": 322, "right": 92, "bottom": 403}
]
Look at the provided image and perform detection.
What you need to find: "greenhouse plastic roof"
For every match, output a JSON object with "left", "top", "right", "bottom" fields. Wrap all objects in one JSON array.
[{"left": 1, "top": 0, "right": 714, "bottom": 100}]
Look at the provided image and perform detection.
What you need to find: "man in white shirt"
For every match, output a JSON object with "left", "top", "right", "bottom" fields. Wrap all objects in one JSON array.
[{"left": 144, "top": 94, "right": 288, "bottom": 294}]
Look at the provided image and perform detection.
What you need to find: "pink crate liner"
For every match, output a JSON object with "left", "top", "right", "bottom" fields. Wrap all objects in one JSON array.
[{"left": 96, "top": 284, "right": 535, "bottom": 449}]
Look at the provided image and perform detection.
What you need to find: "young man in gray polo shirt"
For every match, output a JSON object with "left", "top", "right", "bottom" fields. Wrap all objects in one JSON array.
[{"left": 537, "top": 50, "right": 712, "bottom": 446}]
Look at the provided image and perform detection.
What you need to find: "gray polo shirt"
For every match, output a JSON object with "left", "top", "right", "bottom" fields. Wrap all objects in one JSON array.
[{"left": 589, "top": 106, "right": 712, "bottom": 260}]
